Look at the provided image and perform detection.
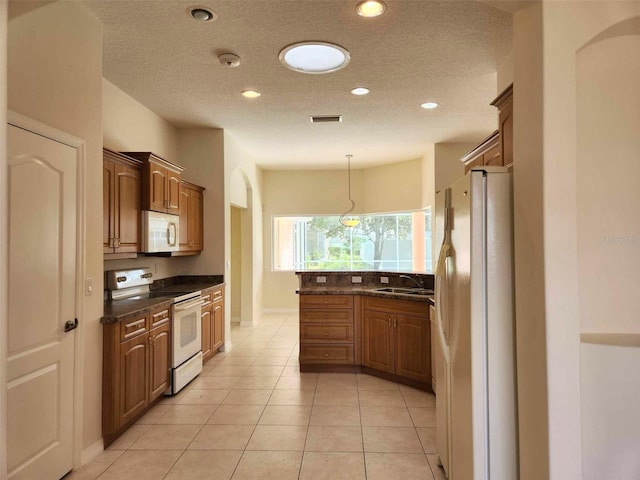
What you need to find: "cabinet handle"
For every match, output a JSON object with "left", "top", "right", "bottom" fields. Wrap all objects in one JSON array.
[
  {"left": 394, "top": 318, "right": 397, "bottom": 328},
  {"left": 324, "top": 352, "right": 329, "bottom": 357},
  {"left": 324, "top": 331, "right": 329, "bottom": 336},
  {"left": 388, "top": 318, "right": 392, "bottom": 327}
]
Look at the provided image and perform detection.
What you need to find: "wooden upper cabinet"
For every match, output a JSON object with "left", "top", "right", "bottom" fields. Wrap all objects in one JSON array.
[
  {"left": 460, "top": 131, "right": 500, "bottom": 174},
  {"left": 123, "top": 152, "right": 184, "bottom": 214},
  {"left": 460, "top": 83, "right": 514, "bottom": 173},
  {"left": 491, "top": 84, "right": 513, "bottom": 169},
  {"left": 177, "top": 181, "right": 205, "bottom": 254},
  {"left": 103, "top": 149, "right": 142, "bottom": 257}
]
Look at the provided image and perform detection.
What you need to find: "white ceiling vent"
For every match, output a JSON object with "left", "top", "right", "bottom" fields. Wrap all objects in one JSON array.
[{"left": 310, "top": 115, "right": 343, "bottom": 123}]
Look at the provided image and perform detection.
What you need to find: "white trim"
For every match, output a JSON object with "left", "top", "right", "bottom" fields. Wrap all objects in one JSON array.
[
  {"left": 7, "top": 110, "right": 87, "bottom": 471},
  {"left": 80, "top": 439, "right": 103, "bottom": 467},
  {"left": 262, "top": 308, "right": 297, "bottom": 315},
  {"left": 231, "top": 316, "right": 241, "bottom": 324}
]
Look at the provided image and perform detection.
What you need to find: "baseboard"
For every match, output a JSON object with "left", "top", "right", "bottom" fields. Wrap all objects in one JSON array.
[
  {"left": 80, "top": 438, "right": 104, "bottom": 466},
  {"left": 231, "top": 316, "right": 241, "bottom": 324},
  {"left": 262, "top": 308, "right": 297, "bottom": 315}
]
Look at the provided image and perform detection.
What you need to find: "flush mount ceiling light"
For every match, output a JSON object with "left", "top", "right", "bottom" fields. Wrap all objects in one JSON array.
[
  {"left": 421, "top": 102, "right": 439, "bottom": 109},
  {"left": 340, "top": 155, "right": 360, "bottom": 228},
  {"left": 355, "top": 0, "right": 387, "bottom": 17},
  {"left": 188, "top": 6, "right": 216, "bottom": 22},
  {"left": 351, "top": 87, "right": 370, "bottom": 96},
  {"left": 241, "top": 90, "right": 261, "bottom": 98},
  {"left": 279, "top": 42, "right": 350, "bottom": 74}
]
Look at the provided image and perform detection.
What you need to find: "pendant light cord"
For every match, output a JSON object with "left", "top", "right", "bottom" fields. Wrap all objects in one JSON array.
[{"left": 340, "top": 154, "right": 357, "bottom": 226}]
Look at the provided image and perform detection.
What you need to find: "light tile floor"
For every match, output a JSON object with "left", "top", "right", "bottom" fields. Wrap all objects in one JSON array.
[{"left": 67, "top": 313, "right": 446, "bottom": 480}]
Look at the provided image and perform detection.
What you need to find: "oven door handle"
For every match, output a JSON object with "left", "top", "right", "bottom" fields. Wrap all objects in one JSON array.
[{"left": 174, "top": 298, "right": 203, "bottom": 312}]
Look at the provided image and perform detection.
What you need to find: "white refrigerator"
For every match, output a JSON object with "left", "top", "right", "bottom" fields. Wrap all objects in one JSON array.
[{"left": 434, "top": 167, "right": 518, "bottom": 480}]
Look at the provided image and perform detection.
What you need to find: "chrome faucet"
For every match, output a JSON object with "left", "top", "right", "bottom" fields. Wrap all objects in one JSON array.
[{"left": 399, "top": 274, "right": 425, "bottom": 289}]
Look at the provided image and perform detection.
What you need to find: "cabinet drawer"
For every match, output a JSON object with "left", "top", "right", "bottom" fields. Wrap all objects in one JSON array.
[
  {"left": 212, "top": 288, "right": 223, "bottom": 303},
  {"left": 364, "top": 297, "right": 428, "bottom": 318},
  {"left": 120, "top": 315, "right": 148, "bottom": 342},
  {"left": 300, "top": 345, "right": 354, "bottom": 364},
  {"left": 301, "top": 324, "right": 354, "bottom": 343},
  {"left": 201, "top": 292, "right": 212, "bottom": 308},
  {"left": 300, "top": 310, "right": 353, "bottom": 324},
  {"left": 150, "top": 308, "right": 170, "bottom": 328},
  {"left": 300, "top": 295, "right": 353, "bottom": 309}
]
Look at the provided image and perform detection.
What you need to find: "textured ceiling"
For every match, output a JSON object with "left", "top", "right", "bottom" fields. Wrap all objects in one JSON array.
[{"left": 85, "top": 0, "right": 512, "bottom": 169}]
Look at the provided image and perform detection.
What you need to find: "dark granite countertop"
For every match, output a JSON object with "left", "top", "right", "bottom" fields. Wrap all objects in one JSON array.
[
  {"left": 297, "top": 285, "right": 435, "bottom": 305},
  {"left": 102, "top": 276, "right": 225, "bottom": 324}
]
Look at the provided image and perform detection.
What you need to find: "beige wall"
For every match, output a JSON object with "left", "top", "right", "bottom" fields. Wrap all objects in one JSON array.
[
  {"left": 513, "top": 3, "right": 640, "bottom": 479},
  {"left": 230, "top": 169, "right": 248, "bottom": 208},
  {"left": 8, "top": 0, "right": 104, "bottom": 459},
  {"left": 434, "top": 143, "right": 475, "bottom": 194},
  {"left": 177, "top": 128, "right": 226, "bottom": 276},
  {"left": 1, "top": 2, "right": 8, "bottom": 476},
  {"left": 576, "top": 33, "right": 640, "bottom": 334},
  {"left": 230, "top": 207, "right": 242, "bottom": 322},
  {"left": 103, "top": 78, "right": 178, "bottom": 162},
  {"left": 361, "top": 159, "right": 423, "bottom": 214}
]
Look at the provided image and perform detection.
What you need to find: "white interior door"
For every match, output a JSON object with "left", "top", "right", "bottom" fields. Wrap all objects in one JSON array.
[{"left": 7, "top": 124, "right": 77, "bottom": 480}]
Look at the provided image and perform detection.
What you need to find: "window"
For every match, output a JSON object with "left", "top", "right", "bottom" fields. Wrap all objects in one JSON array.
[{"left": 272, "top": 210, "right": 432, "bottom": 272}]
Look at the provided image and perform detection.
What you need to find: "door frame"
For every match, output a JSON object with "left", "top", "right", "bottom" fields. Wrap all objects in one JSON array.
[{"left": 7, "top": 110, "right": 87, "bottom": 470}]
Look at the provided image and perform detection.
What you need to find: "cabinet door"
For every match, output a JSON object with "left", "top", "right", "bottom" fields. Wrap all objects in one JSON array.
[
  {"left": 114, "top": 163, "right": 141, "bottom": 253},
  {"left": 395, "top": 314, "right": 430, "bottom": 383},
  {"left": 188, "top": 188, "right": 203, "bottom": 251},
  {"left": 178, "top": 185, "right": 190, "bottom": 250},
  {"left": 212, "top": 301, "right": 224, "bottom": 350},
  {"left": 149, "top": 323, "right": 171, "bottom": 401},
  {"left": 201, "top": 306, "right": 213, "bottom": 363},
  {"left": 166, "top": 170, "right": 181, "bottom": 213},
  {"left": 103, "top": 160, "right": 115, "bottom": 252},
  {"left": 119, "top": 333, "right": 148, "bottom": 426},
  {"left": 147, "top": 162, "right": 167, "bottom": 212},
  {"left": 363, "top": 310, "right": 394, "bottom": 374}
]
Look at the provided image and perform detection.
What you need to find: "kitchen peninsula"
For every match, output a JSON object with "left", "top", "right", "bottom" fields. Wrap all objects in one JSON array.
[{"left": 296, "top": 271, "right": 435, "bottom": 392}]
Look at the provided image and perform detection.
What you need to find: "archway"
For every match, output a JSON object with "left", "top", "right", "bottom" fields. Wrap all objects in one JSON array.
[{"left": 229, "top": 168, "right": 255, "bottom": 327}]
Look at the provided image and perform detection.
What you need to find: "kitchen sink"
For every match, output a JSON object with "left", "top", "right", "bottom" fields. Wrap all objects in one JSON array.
[{"left": 374, "top": 287, "right": 434, "bottom": 295}]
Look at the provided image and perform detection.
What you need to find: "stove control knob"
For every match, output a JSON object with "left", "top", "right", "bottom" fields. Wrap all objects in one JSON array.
[{"left": 116, "top": 276, "right": 127, "bottom": 283}]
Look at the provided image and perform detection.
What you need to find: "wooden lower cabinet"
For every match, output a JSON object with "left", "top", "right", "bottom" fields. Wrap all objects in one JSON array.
[
  {"left": 103, "top": 305, "right": 172, "bottom": 446},
  {"left": 149, "top": 322, "right": 171, "bottom": 401},
  {"left": 362, "top": 310, "right": 394, "bottom": 373},
  {"left": 362, "top": 297, "right": 431, "bottom": 385},
  {"left": 299, "top": 295, "right": 355, "bottom": 368},
  {"left": 201, "top": 285, "right": 225, "bottom": 364},
  {"left": 119, "top": 333, "right": 148, "bottom": 425},
  {"left": 394, "top": 314, "right": 430, "bottom": 383}
]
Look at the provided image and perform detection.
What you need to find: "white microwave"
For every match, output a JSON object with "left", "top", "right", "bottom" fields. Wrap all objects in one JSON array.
[{"left": 141, "top": 211, "right": 179, "bottom": 253}]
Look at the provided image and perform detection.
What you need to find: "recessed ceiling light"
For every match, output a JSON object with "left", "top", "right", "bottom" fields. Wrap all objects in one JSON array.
[
  {"left": 351, "top": 87, "right": 370, "bottom": 96},
  {"left": 241, "top": 90, "right": 261, "bottom": 98},
  {"left": 188, "top": 6, "right": 216, "bottom": 22},
  {"left": 421, "top": 102, "right": 439, "bottom": 109},
  {"left": 279, "top": 42, "right": 350, "bottom": 74},
  {"left": 355, "top": 0, "right": 387, "bottom": 17}
]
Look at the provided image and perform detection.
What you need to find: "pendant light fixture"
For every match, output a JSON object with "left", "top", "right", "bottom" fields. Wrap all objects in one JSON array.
[{"left": 339, "top": 154, "right": 360, "bottom": 228}]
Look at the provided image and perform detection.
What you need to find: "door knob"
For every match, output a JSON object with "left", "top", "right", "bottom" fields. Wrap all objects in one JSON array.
[{"left": 64, "top": 318, "right": 79, "bottom": 332}]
